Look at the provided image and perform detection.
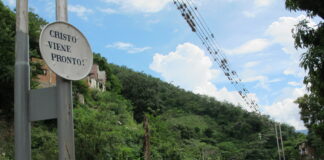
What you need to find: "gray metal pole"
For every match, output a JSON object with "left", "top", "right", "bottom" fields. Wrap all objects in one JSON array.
[
  {"left": 14, "top": 0, "right": 31, "bottom": 159},
  {"left": 279, "top": 124, "right": 286, "bottom": 160},
  {"left": 56, "top": 0, "right": 76, "bottom": 159}
]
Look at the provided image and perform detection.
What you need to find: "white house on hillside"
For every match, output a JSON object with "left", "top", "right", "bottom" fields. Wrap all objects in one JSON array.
[{"left": 87, "top": 64, "right": 106, "bottom": 91}]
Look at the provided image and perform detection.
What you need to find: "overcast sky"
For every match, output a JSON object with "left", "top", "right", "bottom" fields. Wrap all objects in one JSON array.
[{"left": 4, "top": 0, "right": 318, "bottom": 130}]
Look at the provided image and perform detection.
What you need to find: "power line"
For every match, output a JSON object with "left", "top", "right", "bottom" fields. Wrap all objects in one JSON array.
[
  {"left": 176, "top": 0, "right": 257, "bottom": 110},
  {"left": 173, "top": 0, "right": 259, "bottom": 113},
  {"left": 172, "top": 2, "right": 286, "bottom": 159}
]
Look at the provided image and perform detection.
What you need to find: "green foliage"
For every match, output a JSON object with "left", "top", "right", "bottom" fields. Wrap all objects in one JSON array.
[
  {"left": 31, "top": 123, "right": 58, "bottom": 160},
  {"left": 93, "top": 53, "right": 122, "bottom": 93},
  {"left": 285, "top": 0, "right": 324, "bottom": 18},
  {"left": 307, "top": 131, "right": 324, "bottom": 158},
  {"left": 0, "top": 2, "right": 307, "bottom": 159},
  {"left": 284, "top": 133, "right": 306, "bottom": 159},
  {"left": 110, "top": 63, "right": 305, "bottom": 159},
  {"left": 72, "top": 79, "right": 89, "bottom": 104},
  {"left": 28, "top": 11, "right": 47, "bottom": 89},
  {"left": 0, "top": 121, "right": 14, "bottom": 160},
  {"left": 0, "top": 1, "right": 15, "bottom": 121},
  {"left": 148, "top": 112, "right": 280, "bottom": 160},
  {"left": 286, "top": 0, "right": 324, "bottom": 157},
  {"left": 294, "top": 21, "right": 324, "bottom": 105},
  {"left": 28, "top": 12, "right": 47, "bottom": 54},
  {"left": 295, "top": 95, "right": 324, "bottom": 140},
  {"left": 74, "top": 91, "right": 143, "bottom": 160},
  {"left": 0, "top": 1, "right": 46, "bottom": 120},
  {"left": 111, "top": 65, "right": 163, "bottom": 122}
]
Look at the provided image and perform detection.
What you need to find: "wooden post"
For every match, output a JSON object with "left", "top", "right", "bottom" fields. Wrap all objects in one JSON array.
[{"left": 143, "top": 115, "right": 151, "bottom": 160}]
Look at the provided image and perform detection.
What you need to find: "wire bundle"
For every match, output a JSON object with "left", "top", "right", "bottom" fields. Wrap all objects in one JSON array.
[{"left": 173, "top": 0, "right": 260, "bottom": 113}]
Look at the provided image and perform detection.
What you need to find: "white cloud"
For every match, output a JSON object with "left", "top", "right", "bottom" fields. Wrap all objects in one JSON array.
[
  {"left": 225, "top": 39, "right": 271, "bottom": 54},
  {"left": 242, "top": 11, "right": 256, "bottom": 18},
  {"left": 150, "top": 43, "right": 306, "bottom": 130},
  {"left": 45, "top": 1, "right": 55, "bottom": 18},
  {"left": 147, "top": 19, "right": 160, "bottom": 24},
  {"left": 232, "top": 15, "right": 311, "bottom": 55},
  {"left": 227, "top": 0, "right": 273, "bottom": 7},
  {"left": 247, "top": 15, "right": 312, "bottom": 78},
  {"left": 266, "top": 16, "right": 299, "bottom": 46},
  {"left": 98, "top": 8, "right": 117, "bottom": 14},
  {"left": 262, "top": 87, "right": 307, "bottom": 130},
  {"left": 254, "top": 0, "right": 273, "bottom": 7},
  {"left": 150, "top": 42, "right": 257, "bottom": 109},
  {"left": 102, "top": 0, "right": 171, "bottom": 13},
  {"left": 150, "top": 43, "right": 218, "bottom": 89},
  {"left": 265, "top": 15, "right": 315, "bottom": 77},
  {"left": 68, "top": 5, "right": 93, "bottom": 20},
  {"left": 243, "top": 75, "right": 267, "bottom": 83},
  {"left": 264, "top": 15, "right": 318, "bottom": 78},
  {"left": 266, "top": 15, "right": 316, "bottom": 54},
  {"left": 244, "top": 61, "right": 260, "bottom": 68},
  {"left": 288, "top": 81, "right": 301, "bottom": 86},
  {"left": 242, "top": 0, "right": 273, "bottom": 18},
  {"left": 6, "top": 0, "right": 15, "bottom": 7},
  {"left": 106, "top": 42, "right": 151, "bottom": 53},
  {"left": 224, "top": 15, "right": 313, "bottom": 83},
  {"left": 283, "top": 64, "right": 306, "bottom": 78},
  {"left": 194, "top": 84, "right": 259, "bottom": 112},
  {"left": 263, "top": 99, "right": 305, "bottom": 130},
  {"left": 242, "top": 75, "right": 281, "bottom": 90},
  {"left": 282, "top": 51, "right": 305, "bottom": 77}
]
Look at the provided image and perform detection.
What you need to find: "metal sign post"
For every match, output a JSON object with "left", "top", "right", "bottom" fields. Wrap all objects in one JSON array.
[
  {"left": 39, "top": 22, "right": 93, "bottom": 80},
  {"left": 14, "top": 0, "right": 31, "bottom": 159},
  {"left": 55, "top": 0, "right": 76, "bottom": 159},
  {"left": 15, "top": 0, "right": 92, "bottom": 159}
]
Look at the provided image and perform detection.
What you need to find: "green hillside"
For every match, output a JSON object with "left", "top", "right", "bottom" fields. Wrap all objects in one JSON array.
[
  {"left": 0, "top": 1, "right": 309, "bottom": 159},
  {"left": 109, "top": 62, "right": 305, "bottom": 160}
]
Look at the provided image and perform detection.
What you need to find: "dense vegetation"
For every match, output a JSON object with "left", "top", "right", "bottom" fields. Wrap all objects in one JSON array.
[
  {"left": 109, "top": 63, "right": 307, "bottom": 160},
  {"left": 0, "top": 1, "right": 312, "bottom": 159},
  {"left": 286, "top": 0, "right": 324, "bottom": 158}
]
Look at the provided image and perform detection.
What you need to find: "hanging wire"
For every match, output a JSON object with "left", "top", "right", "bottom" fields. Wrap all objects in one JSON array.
[
  {"left": 173, "top": 0, "right": 260, "bottom": 113},
  {"left": 172, "top": 2, "right": 286, "bottom": 159}
]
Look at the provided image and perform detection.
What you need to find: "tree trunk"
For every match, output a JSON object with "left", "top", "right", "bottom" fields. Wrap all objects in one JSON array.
[{"left": 143, "top": 115, "right": 151, "bottom": 160}]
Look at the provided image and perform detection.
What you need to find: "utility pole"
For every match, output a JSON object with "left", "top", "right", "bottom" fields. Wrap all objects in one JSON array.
[
  {"left": 275, "top": 123, "right": 285, "bottom": 160},
  {"left": 275, "top": 123, "right": 282, "bottom": 160},
  {"left": 14, "top": 0, "right": 31, "bottom": 159},
  {"left": 279, "top": 124, "right": 286, "bottom": 160},
  {"left": 56, "top": 0, "right": 76, "bottom": 159}
]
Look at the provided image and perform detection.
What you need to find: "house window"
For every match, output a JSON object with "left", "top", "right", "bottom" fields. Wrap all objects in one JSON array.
[{"left": 43, "top": 69, "right": 47, "bottom": 75}]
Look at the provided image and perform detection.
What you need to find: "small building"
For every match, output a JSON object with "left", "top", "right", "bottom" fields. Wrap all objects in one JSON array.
[
  {"left": 297, "top": 142, "right": 315, "bottom": 160},
  {"left": 32, "top": 58, "right": 57, "bottom": 88},
  {"left": 87, "top": 64, "right": 106, "bottom": 92},
  {"left": 32, "top": 58, "right": 106, "bottom": 91}
]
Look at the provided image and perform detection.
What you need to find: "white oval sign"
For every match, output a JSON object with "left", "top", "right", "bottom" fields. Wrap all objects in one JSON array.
[{"left": 39, "top": 21, "right": 93, "bottom": 80}]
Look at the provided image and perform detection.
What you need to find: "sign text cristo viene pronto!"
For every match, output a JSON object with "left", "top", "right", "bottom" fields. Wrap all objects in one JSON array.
[{"left": 39, "top": 22, "right": 93, "bottom": 80}]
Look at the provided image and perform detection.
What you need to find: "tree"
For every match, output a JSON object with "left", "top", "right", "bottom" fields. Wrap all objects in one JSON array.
[
  {"left": 285, "top": 0, "right": 324, "bottom": 19},
  {"left": 0, "top": 1, "right": 46, "bottom": 120},
  {"left": 0, "top": 1, "right": 15, "bottom": 121},
  {"left": 93, "top": 53, "right": 122, "bottom": 93},
  {"left": 285, "top": 0, "right": 324, "bottom": 142},
  {"left": 285, "top": 1, "right": 324, "bottom": 159},
  {"left": 111, "top": 65, "right": 163, "bottom": 122}
]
